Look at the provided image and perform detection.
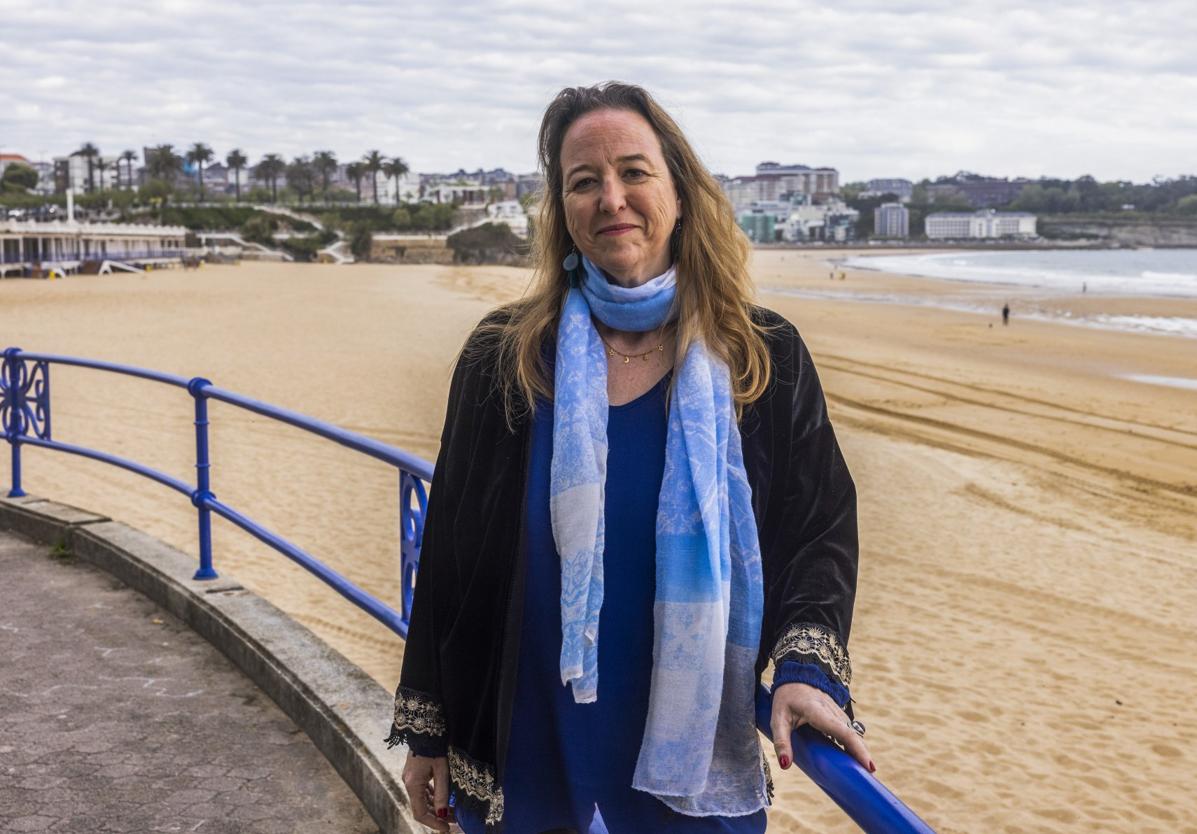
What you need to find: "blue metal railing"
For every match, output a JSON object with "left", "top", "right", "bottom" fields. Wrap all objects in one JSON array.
[
  {"left": 0, "top": 347, "right": 934, "bottom": 833},
  {"left": 0, "top": 347, "right": 428, "bottom": 636}
]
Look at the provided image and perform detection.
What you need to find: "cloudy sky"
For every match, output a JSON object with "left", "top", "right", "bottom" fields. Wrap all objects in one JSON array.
[{"left": 2, "top": 0, "right": 1194, "bottom": 183}]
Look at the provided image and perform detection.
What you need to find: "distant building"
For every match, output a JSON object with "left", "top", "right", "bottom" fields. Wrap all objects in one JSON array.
[
  {"left": 722, "top": 162, "right": 839, "bottom": 211},
  {"left": 426, "top": 181, "right": 491, "bottom": 205},
  {"left": 873, "top": 202, "right": 909, "bottom": 238},
  {"left": 737, "top": 210, "right": 777, "bottom": 243},
  {"left": 739, "top": 196, "right": 858, "bottom": 243},
  {"left": 925, "top": 209, "right": 1037, "bottom": 239},
  {"left": 515, "top": 173, "right": 543, "bottom": 200},
  {"left": 54, "top": 153, "right": 120, "bottom": 194},
  {"left": 369, "top": 170, "right": 421, "bottom": 204},
  {"left": 863, "top": 178, "right": 913, "bottom": 203},
  {"left": 0, "top": 217, "right": 188, "bottom": 277},
  {"left": 486, "top": 200, "right": 529, "bottom": 238},
  {"left": 30, "top": 161, "right": 56, "bottom": 195},
  {"left": 198, "top": 162, "right": 230, "bottom": 194}
]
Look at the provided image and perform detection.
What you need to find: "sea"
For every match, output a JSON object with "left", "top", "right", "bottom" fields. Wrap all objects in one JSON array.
[
  {"left": 842, "top": 249, "right": 1197, "bottom": 297},
  {"left": 835, "top": 248, "right": 1197, "bottom": 340}
]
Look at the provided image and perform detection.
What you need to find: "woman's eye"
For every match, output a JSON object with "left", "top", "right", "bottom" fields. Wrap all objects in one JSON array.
[
  {"left": 570, "top": 177, "right": 596, "bottom": 190},
  {"left": 624, "top": 169, "right": 647, "bottom": 180}
]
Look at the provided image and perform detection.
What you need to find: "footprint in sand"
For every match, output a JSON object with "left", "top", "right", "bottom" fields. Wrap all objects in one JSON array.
[{"left": 1150, "top": 741, "right": 1182, "bottom": 758}]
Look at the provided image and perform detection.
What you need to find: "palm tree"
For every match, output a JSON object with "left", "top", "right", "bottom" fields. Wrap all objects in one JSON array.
[
  {"left": 363, "top": 150, "right": 385, "bottom": 204},
  {"left": 95, "top": 156, "right": 109, "bottom": 193},
  {"left": 186, "top": 142, "right": 214, "bottom": 202},
  {"left": 145, "top": 144, "right": 183, "bottom": 184},
  {"left": 286, "top": 157, "right": 316, "bottom": 204},
  {"left": 254, "top": 154, "right": 286, "bottom": 203},
  {"left": 346, "top": 162, "right": 365, "bottom": 202},
  {"left": 226, "top": 149, "right": 247, "bottom": 202},
  {"left": 76, "top": 143, "right": 99, "bottom": 193},
  {"left": 312, "top": 151, "right": 337, "bottom": 201},
  {"left": 383, "top": 157, "right": 410, "bottom": 205},
  {"left": 120, "top": 150, "right": 138, "bottom": 190}
]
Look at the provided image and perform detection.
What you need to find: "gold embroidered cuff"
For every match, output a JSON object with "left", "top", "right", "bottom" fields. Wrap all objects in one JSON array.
[
  {"left": 771, "top": 622, "right": 852, "bottom": 688},
  {"left": 449, "top": 746, "right": 505, "bottom": 825},
  {"left": 392, "top": 685, "right": 447, "bottom": 739}
]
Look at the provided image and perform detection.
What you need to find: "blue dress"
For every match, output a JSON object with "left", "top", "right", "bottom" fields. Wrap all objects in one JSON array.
[{"left": 456, "top": 372, "right": 767, "bottom": 833}]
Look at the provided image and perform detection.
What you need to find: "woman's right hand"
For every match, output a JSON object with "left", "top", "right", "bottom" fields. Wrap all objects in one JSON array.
[{"left": 402, "top": 752, "right": 453, "bottom": 831}]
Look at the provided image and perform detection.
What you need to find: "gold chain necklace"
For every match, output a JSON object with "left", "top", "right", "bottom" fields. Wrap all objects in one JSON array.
[{"left": 598, "top": 328, "right": 666, "bottom": 364}]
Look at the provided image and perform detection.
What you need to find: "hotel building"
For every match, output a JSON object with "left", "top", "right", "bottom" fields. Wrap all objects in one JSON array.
[{"left": 924, "top": 210, "right": 1037, "bottom": 240}]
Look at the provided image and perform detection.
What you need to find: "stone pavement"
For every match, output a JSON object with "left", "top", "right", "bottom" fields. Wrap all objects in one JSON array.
[{"left": 0, "top": 530, "right": 380, "bottom": 834}]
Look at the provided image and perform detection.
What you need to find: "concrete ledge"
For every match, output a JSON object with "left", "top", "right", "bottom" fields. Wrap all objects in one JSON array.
[{"left": 0, "top": 496, "right": 416, "bottom": 834}]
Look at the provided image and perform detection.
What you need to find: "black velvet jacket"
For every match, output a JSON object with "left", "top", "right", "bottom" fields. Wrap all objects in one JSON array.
[{"left": 389, "top": 306, "right": 858, "bottom": 828}]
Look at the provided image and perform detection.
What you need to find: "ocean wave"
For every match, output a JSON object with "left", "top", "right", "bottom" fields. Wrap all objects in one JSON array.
[
  {"left": 761, "top": 285, "right": 1197, "bottom": 339},
  {"left": 844, "top": 250, "right": 1197, "bottom": 298}
]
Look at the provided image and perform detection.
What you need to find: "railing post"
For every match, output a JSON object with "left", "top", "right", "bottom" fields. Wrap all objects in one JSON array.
[
  {"left": 2, "top": 348, "right": 26, "bottom": 497},
  {"left": 188, "top": 377, "right": 217, "bottom": 580}
]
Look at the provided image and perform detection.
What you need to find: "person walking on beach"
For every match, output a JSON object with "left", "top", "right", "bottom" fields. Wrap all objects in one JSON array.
[
  {"left": 391, "top": 82, "right": 867, "bottom": 832},
  {"left": 1002, "top": 303, "right": 1010, "bottom": 326}
]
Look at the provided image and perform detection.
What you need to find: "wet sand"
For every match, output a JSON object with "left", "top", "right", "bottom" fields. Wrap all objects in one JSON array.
[{"left": 2, "top": 252, "right": 1194, "bottom": 833}]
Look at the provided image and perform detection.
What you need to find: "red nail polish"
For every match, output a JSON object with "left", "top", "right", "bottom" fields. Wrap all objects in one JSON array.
[
  {"left": 779, "top": 754, "right": 790, "bottom": 769},
  {"left": 437, "top": 808, "right": 448, "bottom": 819},
  {"left": 868, "top": 761, "right": 876, "bottom": 774}
]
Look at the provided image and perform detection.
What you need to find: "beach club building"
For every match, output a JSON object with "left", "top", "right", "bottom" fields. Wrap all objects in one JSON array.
[
  {"left": 0, "top": 218, "right": 188, "bottom": 277},
  {"left": 925, "top": 209, "right": 1037, "bottom": 240}
]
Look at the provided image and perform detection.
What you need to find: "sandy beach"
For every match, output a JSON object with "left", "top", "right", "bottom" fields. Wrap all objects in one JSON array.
[{"left": 2, "top": 250, "right": 1195, "bottom": 833}]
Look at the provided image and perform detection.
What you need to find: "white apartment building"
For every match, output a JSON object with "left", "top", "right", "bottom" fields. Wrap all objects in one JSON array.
[
  {"left": 925, "top": 209, "right": 1037, "bottom": 240},
  {"left": 873, "top": 203, "right": 910, "bottom": 238},
  {"left": 53, "top": 153, "right": 120, "bottom": 193}
]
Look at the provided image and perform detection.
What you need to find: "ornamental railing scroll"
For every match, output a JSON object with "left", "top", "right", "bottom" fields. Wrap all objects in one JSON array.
[
  {"left": 0, "top": 346, "right": 933, "bottom": 834},
  {"left": 1, "top": 349, "right": 51, "bottom": 497}
]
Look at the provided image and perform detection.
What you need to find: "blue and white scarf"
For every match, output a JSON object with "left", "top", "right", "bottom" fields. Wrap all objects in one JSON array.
[{"left": 551, "top": 255, "right": 768, "bottom": 815}]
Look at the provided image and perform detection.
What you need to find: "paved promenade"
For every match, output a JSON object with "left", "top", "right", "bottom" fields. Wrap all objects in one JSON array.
[{"left": 0, "top": 530, "right": 379, "bottom": 833}]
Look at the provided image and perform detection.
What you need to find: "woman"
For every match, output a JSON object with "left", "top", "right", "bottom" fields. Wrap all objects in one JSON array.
[{"left": 389, "top": 82, "right": 869, "bottom": 833}]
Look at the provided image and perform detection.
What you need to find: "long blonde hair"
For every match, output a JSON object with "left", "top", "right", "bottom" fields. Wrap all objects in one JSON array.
[{"left": 476, "top": 82, "right": 773, "bottom": 428}]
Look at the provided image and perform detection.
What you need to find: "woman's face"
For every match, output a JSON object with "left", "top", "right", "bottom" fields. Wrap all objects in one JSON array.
[{"left": 560, "top": 108, "right": 681, "bottom": 288}]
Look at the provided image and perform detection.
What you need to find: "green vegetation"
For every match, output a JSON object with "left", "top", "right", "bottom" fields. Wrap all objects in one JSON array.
[
  {"left": 447, "top": 222, "right": 527, "bottom": 265},
  {"left": 348, "top": 223, "right": 373, "bottom": 259},
  {"left": 240, "top": 214, "right": 279, "bottom": 246},
  {"left": 315, "top": 203, "right": 455, "bottom": 233},
  {"left": 1, "top": 163, "right": 39, "bottom": 191},
  {"left": 844, "top": 173, "right": 1197, "bottom": 239},
  {"left": 280, "top": 230, "right": 338, "bottom": 262},
  {"left": 150, "top": 205, "right": 313, "bottom": 232}
]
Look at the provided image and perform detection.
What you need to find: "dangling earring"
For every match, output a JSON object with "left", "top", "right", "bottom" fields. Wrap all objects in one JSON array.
[{"left": 562, "top": 245, "right": 579, "bottom": 272}]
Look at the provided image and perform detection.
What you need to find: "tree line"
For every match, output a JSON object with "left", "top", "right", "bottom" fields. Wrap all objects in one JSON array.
[{"left": 21, "top": 143, "right": 412, "bottom": 206}]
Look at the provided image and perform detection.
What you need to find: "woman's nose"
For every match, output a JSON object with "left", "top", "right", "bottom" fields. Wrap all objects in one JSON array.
[{"left": 598, "top": 178, "right": 626, "bottom": 214}]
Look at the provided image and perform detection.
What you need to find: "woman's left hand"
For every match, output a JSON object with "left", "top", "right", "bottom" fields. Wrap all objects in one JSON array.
[{"left": 770, "top": 682, "right": 875, "bottom": 775}]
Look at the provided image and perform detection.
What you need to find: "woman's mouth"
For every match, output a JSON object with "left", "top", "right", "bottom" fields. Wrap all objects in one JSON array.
[{"left": 598, "top": 224, "right": 637, "bottom": 236}]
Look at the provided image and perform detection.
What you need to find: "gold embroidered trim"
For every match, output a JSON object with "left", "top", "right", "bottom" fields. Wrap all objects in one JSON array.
[
  {"left": 449, "top": 746, "right": 505, "bottom": 825},
  {"left": 771, "top": 622, "right": 852, "bottom": 687},
  {"left": 392, "top": 685, "right": 446, "bottom": 738}
]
